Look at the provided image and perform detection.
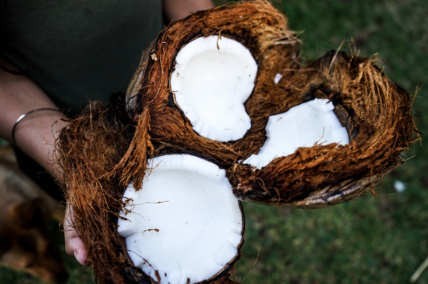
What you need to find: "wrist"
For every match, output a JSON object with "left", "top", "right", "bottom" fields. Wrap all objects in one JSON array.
[
  {"left": 12, "top": 108, "right": 62, "bottom": 145},
  {"left": 13, "top": 110, "right": 69, "bottom": 180}
]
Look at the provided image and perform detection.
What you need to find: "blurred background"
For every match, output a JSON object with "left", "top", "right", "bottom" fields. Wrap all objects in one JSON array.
[{"left": 1, "top": 0, "right": 427, "bottom": 283}]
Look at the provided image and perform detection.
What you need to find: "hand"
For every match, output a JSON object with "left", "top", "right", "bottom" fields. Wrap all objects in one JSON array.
[
  {"left": 163, "top": 0, "right": 214, "bottom": 22},
  {"left": 64, "top": 203, "right": 90, "bottom": 266}
]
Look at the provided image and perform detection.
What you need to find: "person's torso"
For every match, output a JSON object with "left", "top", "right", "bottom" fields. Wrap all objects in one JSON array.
[{"left": 0, "top": 0, "right": 163, "bottom": 113}]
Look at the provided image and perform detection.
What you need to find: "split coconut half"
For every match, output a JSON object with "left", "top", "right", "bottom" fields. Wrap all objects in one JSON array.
[
  {"left": 171, "top": 35, "right": 257, "bottom": 142},
  {"left": 118, "top": 155, "right": 244, "bottom": 284},
  {"left": 243, "top": 98, "right": 349, "bottom": 169},
  {"left": 56, "top": 0, "right": 417, "bottom": 283}
]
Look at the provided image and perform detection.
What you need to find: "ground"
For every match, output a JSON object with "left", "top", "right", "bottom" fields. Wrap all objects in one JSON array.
[{"left": 1, "top": 0, "right": 427, "bottom": 283}]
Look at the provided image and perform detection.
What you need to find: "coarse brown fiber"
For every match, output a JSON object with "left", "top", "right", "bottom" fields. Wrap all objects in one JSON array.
[{"left": 56, "top": 0, "right": 417, "bottom": 283}]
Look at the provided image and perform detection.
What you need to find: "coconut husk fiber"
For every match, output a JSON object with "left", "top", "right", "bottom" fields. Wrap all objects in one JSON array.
[
  {"left": 56, "top": 0, "right": 417, "bottom": 283},
  {"left": 229, "top": 49, "right": 417, "bottom": 208}
]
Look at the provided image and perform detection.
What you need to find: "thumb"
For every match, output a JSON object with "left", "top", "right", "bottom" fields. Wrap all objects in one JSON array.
[{"left": 64, "top": 203, "right": 90, "bottom": 266}]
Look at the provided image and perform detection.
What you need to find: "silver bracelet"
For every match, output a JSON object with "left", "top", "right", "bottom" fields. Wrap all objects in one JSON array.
[{"left": 12, "top": 108, "right": 63, "bottom": 146}]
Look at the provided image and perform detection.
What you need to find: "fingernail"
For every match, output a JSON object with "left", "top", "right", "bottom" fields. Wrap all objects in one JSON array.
[{"left": 74, "top": 251, "right": 83, "bottom": 265}]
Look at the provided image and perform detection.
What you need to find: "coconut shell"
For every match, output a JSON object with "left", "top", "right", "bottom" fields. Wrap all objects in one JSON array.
[
  {"left": 56, "top": 0, "right": 416, "bottom": 283},
  {"left": 126, "top": 0, "right": 301, "bottom": 169},
  {"left": 229, "top": 51, "right": 416, "bottom": 208}
]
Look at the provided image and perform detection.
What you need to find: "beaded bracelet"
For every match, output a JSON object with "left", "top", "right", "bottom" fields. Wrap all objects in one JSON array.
[{"left": 11, "top": 108, "right": 62, "bottom": 145}]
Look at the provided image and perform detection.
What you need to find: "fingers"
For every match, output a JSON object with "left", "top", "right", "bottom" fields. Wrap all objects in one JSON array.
[{"left": 64, "top": 203, "right": 90, "bottom": 266}]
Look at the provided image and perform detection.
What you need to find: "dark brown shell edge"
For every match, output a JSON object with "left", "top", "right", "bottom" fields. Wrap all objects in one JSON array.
[{"left": 236, "top": 162, "right": 398, "bottom": 209}]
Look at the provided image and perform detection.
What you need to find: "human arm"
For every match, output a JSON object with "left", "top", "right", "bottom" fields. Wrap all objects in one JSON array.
[
  {"left": 163, "top": 0, "right": 214, "bottom": 23},
  {"left": 0, "top": 0, "right": 215, "bottom": 267},
  {"left": 0, "top": 58, "right": 89, "bottom": 266},
  {"left": 0, "top": 59, "right": 67, "bottom": 172}
]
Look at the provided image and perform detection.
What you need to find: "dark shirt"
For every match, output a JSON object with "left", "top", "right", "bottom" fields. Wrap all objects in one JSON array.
[{"left": 0, "top": 0, "right": 163, "bottom": 113}]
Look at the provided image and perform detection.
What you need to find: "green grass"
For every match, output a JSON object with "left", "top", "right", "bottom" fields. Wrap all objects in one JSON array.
[
  {"left": 233, "top": 0, "right": 428, "bottom": 283},
  {"left": 2, "top": 0, "right": 428, "bottom": 283}
]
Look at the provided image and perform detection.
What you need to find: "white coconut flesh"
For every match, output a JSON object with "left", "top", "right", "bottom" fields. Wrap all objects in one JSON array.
[
  {"left": 171, "top": 35, "right": 258, "bottom": 142},
  {"left": 118, "top": 155, "right": 244, "bottom": 284},
  {"left": 244, "top": 99, "right": 350, "bottom": 169}
]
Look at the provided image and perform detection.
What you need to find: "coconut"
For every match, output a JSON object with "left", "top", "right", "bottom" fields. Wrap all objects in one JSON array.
[
  {"left": 243, "top": 98, "right": 350, "bottom": 169},
  {"left": 126, "top": 0, "right": 301, "bottom": 168},
  {"left": 170, "top": 35, "right": 258, "bottom": 142},
  {"left": 56, "top": 0, "right": 417, "bottom": 283},
  {"left": 118, "top": 154, "right": 244, "bottom": 284},
  {"left": 229, "top": 50, "right": 416, "bottom": 208}
]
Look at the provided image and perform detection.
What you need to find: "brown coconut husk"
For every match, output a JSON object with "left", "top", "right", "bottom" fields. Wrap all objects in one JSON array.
[
  {"left": 56, "top": 0, "right": 417, "bottom": 283},
  {"left": 126, "top": 0, "right": 300, "bottom": 167},
  {"left": 57, "top": 99, "right": 141, "bottom": 283},
  {"left": 230, "top": 51, "right": 416, "bottom": 208}
]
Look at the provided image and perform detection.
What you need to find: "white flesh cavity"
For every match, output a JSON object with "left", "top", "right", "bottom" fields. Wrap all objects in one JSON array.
[
  {"left": 171, "top": 35, "right": 258, "bottom": 142},
  {"left": 118, "top": 155, "right": 243, "bottom": 284},
  {"left": 244, "top": 99, "right": 350, "bottom": 169}
]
